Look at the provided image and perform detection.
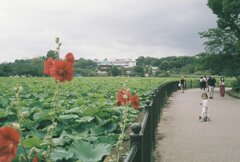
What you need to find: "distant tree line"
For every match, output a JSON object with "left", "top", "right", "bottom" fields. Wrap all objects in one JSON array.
[
  {"left": 135, "top": 56, "right": 197, "bottom": 76},
  {"left": 0, "top": 57, "right": 98, "bottom": 77},
  {"left": 0, "top": 53, "right": 225, "bottom": 77}
]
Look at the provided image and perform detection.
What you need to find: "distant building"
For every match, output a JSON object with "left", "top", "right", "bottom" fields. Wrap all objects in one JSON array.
[
  {"left": 96, "top": 59, "right": 113, "bottom": 75},
  {"left": 96, "top": 58, "right": 136, "bottom": 75},
  {"left": 97, "top": 58, "right": 136, "bottom": 68},
  {"left": 152, "top": 67, "right": 159, "bottom": 75},
  {"left": 110, "top": 59, "right": 136, "bottom": 67}
]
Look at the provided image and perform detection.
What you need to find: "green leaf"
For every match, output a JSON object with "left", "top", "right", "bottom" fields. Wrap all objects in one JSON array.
[
  {"left": 59, "top": 114, "right": 79, "bottom": 120},
  {"left": 33, "top": 110, "right": 51, "bottom": 122},
  {"left": 102, "top": 121, "right": 117, "bottom": 133},
  {"left": 65, "top": 107, "right": 82, "bottom": 114},
  {"left": 90, "top": 126, "right": 104, "bottom": 136},
  {"left": 90, "top": 120, "right": 117, "bottom": 136},
  {"left": 20, "top": 119, "right": 34, "bottom": 128},
  {"left": 22, "top": 136, "right": 42, "bottom": 148},
  {"left": 95, "top": 135, "right": 118, "bottom": 145},
  {"left": 82, "top": 108, "right": 99, "bottom": 116},
  {"left": 50, "top": 148, "right": 73, "bottom": 161},
  {"left": 52, "top": 132, "right": 71, "bottom": 146},
  {"left": 76, "top": 116, "right": 94, "bottom": 123},
  {"left": 69, "top": 140, "right": 111, "bottom": 162},
  {"left": 0, "top": 111, "right": 8, "bottom": 118}
]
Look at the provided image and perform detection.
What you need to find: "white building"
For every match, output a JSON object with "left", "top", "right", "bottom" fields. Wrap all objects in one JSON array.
[{"left": 109, "top": 59, "right": 136, "bottom": 67}]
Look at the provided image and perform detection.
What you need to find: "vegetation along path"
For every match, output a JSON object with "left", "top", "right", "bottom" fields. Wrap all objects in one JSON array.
[{"left": 155, "top": 88, "right": 240, "bottom": 162}]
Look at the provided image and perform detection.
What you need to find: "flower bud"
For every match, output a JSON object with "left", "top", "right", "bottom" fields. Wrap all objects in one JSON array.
[
  {"left": 42, "top": 151, "right": 48, "bottom": 158},
  {"left": 47, "top": 125, "right": 54, "bottom": 133},
  {"left": 119, "top": 146, "right": 124, "bottom": 151},
  {"left": 11, "top": 123, "right": 20, "bottom": 132},
  {"left": 19, "top": 86, "right": 23, "bottom": 92},
  {"left": 55, "top": 37, "right": 59, "bottom": 43},
  {"left": 29, "top": 147, "right": 40, "bottom": 157},
  {"left": 20, "top": 111, "right": 29, "bottom": 119},
  {"left": 48, "top": 112, "right": 55, "bottom": 117},
  {"left": 13, "top": 86, "right": 23, "bottom": 93}
]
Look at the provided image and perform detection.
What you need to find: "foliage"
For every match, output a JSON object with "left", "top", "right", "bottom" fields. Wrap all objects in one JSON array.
[
  {"left": 231, "top": 80, "right": 240, "bottom": 92},
  {"left": 111, "top": 66, "right": 120, "bottom": 76},
  {"left": 74, "top": 58, "right": 97, "bottom": 76},
  {"left": 208, "top": 0, "right": 240, "bottom": 39},
  {"left": 135, "top": 56, "right": 197, "bottom": 75},
  {"left": 69, "top": 140, "right": 111, "bottom": 162},
  {"left": 199, "top": 0, "right": 240, "bottom": 85},
  {"left": 199, "top": 28, "right": 238, "bottom": 55},
  {"left": 46, "top": 50, "right": 59, "bottom": 60},
  {"left": 0, "top": 77, "right": 167, "bottom": 161},
  {"left": 132, "top": 66, "right": 145, "bottom": 77}
]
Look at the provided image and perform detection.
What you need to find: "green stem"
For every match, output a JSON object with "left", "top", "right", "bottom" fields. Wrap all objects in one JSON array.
[
  {"left": 117, "top": 95, "right": 129, "bottom": 162},
  {"left": 15, "top": 86, "right": 29, "bottom": 162},
  {"left": 21, "top": 145, "right": 29, "bottom": 162},
  {"left": 45, "top": 82, "right": 60, "bottom": 161}
]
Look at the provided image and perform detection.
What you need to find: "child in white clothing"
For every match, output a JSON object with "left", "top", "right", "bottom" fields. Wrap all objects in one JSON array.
[{"left": 199, "top": 93, "right": 209, "bottom": 122}]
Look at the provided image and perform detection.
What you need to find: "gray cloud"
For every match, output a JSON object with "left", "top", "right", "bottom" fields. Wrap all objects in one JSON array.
[{"left": 0, "top": 0, "right": 217, "bottom": 62}]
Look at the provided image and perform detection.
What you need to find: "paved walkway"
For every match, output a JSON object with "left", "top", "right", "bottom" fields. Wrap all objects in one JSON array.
[{"left": 155, "top": 88, "right": 240, "bottom": 162}]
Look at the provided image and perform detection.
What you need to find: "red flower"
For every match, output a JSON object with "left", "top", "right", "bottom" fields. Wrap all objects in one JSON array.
[
  {"left": 0, "top": 127, "right": 20, "bottom": 162},
  {"left": 50, "top": 60, "right": 74, "bottom": 82},
  {"left": 32, "top": 157, "right": 38, "bottom": 162},
  {"left": 43, "top": 53, "right": 75, "bottom": 82},
  {"left": 130, "top": 94, "right": 140, "bottom": 110},
  {"left": 65, "top": 52, "right": 75, "bottom": 64},
  {"left": 116, "top": 89, "right": 131, "bottom": 106},
  {"left": 43, "top": 57, "right": 55, "bottom": 76}
]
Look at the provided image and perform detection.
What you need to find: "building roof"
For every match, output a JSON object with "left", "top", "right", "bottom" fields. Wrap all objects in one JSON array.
[{"left": 98, "top": 60, "right": 113, "bottom": 66}]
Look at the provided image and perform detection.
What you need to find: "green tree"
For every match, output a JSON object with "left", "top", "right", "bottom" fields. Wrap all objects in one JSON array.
[
  {"left": 111, "top": 66, "right": 120, "bottom": 76},
  {"left": 132, "top": 66, "right": 144, "bottom": 77},
  {"left": 208, "top": 0, "right": 240, "bottom": 38},
  {"left": 46, "top": 50, "right": 59, "bottom": 59},
  {"left": 136, "top": 56, "right": 145, "bottom": 66},
  {"left": 74, "top": 58, "right": 97, "bottom": 76},
  {"left": 199, "top": 0, "right": 240, "bottom": 81}
]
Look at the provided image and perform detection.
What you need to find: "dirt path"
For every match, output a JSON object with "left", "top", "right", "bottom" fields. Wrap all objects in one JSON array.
[{"left": 155, "top": 88, "right": 240, "bottom": 162}]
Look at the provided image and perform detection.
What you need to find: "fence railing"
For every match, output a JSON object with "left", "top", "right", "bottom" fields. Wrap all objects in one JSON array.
[{"left": 124, "top": 81, "right": 179, "bottom": 162}]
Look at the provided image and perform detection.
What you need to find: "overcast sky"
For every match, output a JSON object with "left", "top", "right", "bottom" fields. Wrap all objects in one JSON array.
[{"left": 0, "top": 0, "right": 217, "bottom": 63}]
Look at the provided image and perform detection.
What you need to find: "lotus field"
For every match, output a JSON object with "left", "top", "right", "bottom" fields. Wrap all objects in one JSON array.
[{"left": 0, "top": 76, "right": 171, "bottom": 162}]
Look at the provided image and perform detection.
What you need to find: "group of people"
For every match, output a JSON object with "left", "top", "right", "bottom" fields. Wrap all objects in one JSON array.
[
  {"left": 179, "top": 76, "right": 226, "bottom": 122},
  {"left": 199, "top": 76, "right": 225, "bottom": 98},
  {"left": 199, "top": 76, "right": 225, "bottom": 122}
]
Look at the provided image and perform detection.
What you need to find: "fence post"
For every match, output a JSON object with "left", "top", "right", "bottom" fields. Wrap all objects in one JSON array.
[
  {"left": 145, "top": 100, "right": 153, "bottom": 160},
  {"left": 129, "top": 123, "right": 143, "bottom": 162}
]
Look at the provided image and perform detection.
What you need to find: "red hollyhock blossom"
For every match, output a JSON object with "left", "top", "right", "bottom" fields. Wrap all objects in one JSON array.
[
  {"left": 116, "top": 89, "right": 131, "bottom": 106},
  {"left": 0, "top": 126, "right": 20, "bottom": 162},
  {"left": 43, "top": 53, "right": 75, "bottom": 82},
  {"left": 32, "top": 157, "right": 38, "bottom": 162},
  {"left": 65, "top": 52, "right": 75, "bottom": 64},
  {"left": 130, "top": 94, "right": 140, "bottom": 110},
  {"left": 43, "top": 57, "right": 55, "bottom": 76},
  {"left": 50, "top": 60, "right": 74, "bottom": 82}
]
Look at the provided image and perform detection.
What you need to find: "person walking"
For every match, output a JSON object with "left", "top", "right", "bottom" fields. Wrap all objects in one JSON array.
[
  {"left": 219, "top": 77, "right": 225, "bottom": 97},
  {"left": 179, "top": 76, "right": 186, "bottom": 93},
  {"left": 207, "top": 76, "right": 216, "bottom": 99},
  {"left": 199, "top": 77, "right": 203, "bottom": 90},
  {"left": 202, "top": 76, "right": 207, "bottom": 90}
]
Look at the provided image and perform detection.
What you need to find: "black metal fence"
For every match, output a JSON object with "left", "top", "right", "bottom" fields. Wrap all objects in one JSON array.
[{"left": 124, "top": 81, "right": 179, "bottom": 162}]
